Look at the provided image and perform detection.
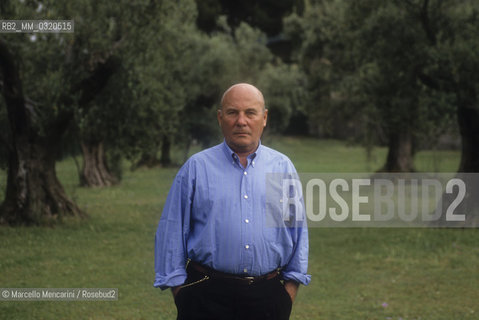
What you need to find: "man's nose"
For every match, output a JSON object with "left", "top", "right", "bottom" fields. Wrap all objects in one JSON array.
[{"left": 236, "top": 112, "right": 247, "bottom": 126}]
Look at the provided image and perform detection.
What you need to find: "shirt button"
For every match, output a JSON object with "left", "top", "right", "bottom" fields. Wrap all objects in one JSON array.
[
  {"left": 244, "top": 171, "right": 247, "bottom": 175},
  {"left": 244, "top": 195, "right": 248, "bottom": 199},
  {"left": 245, "top": 245, "right": 250, "bottom": 249},
  {"left": 245, "top": 219, "right": 249, "bottom": 223}
]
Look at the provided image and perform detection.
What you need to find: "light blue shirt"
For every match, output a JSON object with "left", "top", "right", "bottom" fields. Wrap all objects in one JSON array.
[{"left": 154, "top": 140, "right": 311, "bottom": 289}]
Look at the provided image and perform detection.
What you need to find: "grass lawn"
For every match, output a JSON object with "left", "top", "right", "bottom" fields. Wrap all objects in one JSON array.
[{"left": 0, "top": 137, "right": 477, "bottom": 319}]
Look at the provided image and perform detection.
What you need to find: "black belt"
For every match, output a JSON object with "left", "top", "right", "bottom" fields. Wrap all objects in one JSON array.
[{"left": 188, "top": 261, "right": 281, "bottom": 285}]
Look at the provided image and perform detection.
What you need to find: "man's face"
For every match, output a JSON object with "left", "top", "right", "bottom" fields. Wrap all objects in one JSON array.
[{"left": 218, "top": 85, "right": 268, "bottom": 155}]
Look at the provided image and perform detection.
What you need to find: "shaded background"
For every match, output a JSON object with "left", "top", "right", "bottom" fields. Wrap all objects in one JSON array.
[{"left": 1, "top": 0, "right": 478, "bottom": 224}]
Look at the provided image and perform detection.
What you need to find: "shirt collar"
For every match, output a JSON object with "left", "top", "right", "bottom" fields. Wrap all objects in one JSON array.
[{"left": 221, "top": 140, "right": 262, "bottom": 168}]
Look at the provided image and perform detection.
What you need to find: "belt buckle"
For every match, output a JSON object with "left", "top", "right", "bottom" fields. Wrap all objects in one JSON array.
[{"left": 243, "top": 276, "right": 255, "bottom": 285}]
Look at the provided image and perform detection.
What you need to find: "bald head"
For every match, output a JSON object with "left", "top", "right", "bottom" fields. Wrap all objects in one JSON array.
[{"left": 220, "top": 83, "right": 265, "bottom": 111}]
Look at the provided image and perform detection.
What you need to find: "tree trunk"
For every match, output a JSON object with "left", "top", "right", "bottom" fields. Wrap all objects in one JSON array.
[
  {"left": 0, "top": 39, "right": 118, "bottom": 225},
  {"left": 444, "top": 99, "right": 479, "bottom": 227},
  {"left": 431, "top": 96, "right": 479, "bottom": 227},
  {"left": 183, "top": 138, "right": 191, "bottom": 163},
  {"left": 0, "top": 136, "right": 85, "bottom": 225},
  {"left": 80, "top": 141, "right": 118, "bottom": 187},
  {"left": 0, "top": 39, "right": 86, "bottom": 225},
  {"left": 160, "top": 135, "right": 172, "bottom": 166},
  {"left": 131, "top": 148, "right": 161, "bottom": 170},
  {"left": 457, "top": 103, "right": 479, "bottom": 172},
  {"left": 381, "top": 128, "right": 415, "bottom": 172}
]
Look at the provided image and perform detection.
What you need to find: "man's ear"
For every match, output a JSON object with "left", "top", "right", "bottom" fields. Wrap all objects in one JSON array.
[
  {"left": 217, "top": 109, "right": 222, "bottom": 127},
  {"left": 263, "top": 109, "right": 268, "bottom": 127}
]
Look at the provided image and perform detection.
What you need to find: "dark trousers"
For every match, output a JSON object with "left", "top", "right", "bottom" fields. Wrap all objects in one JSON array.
[{"left": 174, "top": 266, "right": 293, "bottom": 320}]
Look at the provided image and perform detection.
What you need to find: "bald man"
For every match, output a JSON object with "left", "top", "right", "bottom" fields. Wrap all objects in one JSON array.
[{"left": 154, "top": 83, "right": 310, "bottom": 320}]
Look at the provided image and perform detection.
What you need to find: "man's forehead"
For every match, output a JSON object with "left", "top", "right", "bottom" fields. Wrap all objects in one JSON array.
[{"left": 222, "top": 104, "right": 262, "bottom": 111}]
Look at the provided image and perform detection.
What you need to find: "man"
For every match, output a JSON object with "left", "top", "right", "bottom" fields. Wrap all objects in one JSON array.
[{"left": 154, "top": 83, "right": 310, "bottom": 320}]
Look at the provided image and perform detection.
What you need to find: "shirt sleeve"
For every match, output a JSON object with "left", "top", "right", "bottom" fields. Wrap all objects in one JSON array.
[
  {"left": 281, "top": 223, "right": 311, "bottom": 285},
  {"left": 154, "top": 162, "right": 194, "bottom": 290},
  {"left": 281, "top": 160, "right": 311, "bottom": 286}
]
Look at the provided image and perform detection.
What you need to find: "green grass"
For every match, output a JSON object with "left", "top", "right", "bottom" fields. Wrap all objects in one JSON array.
[
  {"left": 264, "top": 136, "right": 460, "bottom": 172},
  {"left": 0, "top": 137, "right": 477, "bottom": 320}
]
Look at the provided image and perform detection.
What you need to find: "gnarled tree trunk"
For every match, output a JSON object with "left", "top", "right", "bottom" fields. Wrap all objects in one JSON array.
[
  {"left": 1, "top": 136, "right": 85, "bottom": 225},
  {"left": 381, "top": 128, "right": 415, "bottom": 172},
  {"left": 0, "top": 39, "right": 118, "bottom": 225},
  {"left": 0, "top": 40, "right": 85, "bottom": 225},
  {"left": 80, "top": 141, "right": 118, "bottom": 187}
]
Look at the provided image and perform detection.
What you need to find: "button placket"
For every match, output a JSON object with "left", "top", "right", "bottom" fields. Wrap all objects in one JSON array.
[{"left": 240, "top": 161, "right": 253, "bottom": 274}]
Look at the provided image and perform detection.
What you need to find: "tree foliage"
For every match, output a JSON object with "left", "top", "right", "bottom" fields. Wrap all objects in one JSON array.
[
  {"left": 0, "top": 0, "right": 197, "bottom": 223},
  {"left": 0, "top": 0, "right": 303, "bottom": 224},
  {"left": 286, "top": 0, "right": 477, "bottom": 171}
]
